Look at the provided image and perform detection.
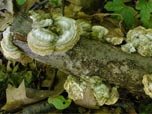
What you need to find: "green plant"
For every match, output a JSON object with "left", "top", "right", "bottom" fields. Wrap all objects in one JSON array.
[
  {"left": 16, "top": 0, "right": 26, "bottom": 5},
  {"left": 104, "top": 0, "right": 137, "bottom": 28},
  {"left": 136, "top": 0, "right": 152, "bottom": 28},
  {"left": 104, "top": 0, "right": 152, "bottom": 28},
  {"left": 49, "top": 0, "right": 62, "bottom": 7},
  {"left": 48, "top": 95, "right": 72, "bottom": 110}
]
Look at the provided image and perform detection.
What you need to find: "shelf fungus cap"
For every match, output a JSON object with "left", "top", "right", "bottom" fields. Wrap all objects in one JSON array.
[
  {"left": 105, "top": 37, "right": 124, "bottom": 45},
  {"left": 121, "top": 26, "right": 152, "bottom": 56},
  {"left": 29, "top": 11, "right": 53, "bottom": 28},
  {"left": 126, "top": 26, "right": 146, "bottom": 42},
  {"left": 54, "top": 16, "right": 80, "bottom": 52},
  {"left": 142, "top": 74, "right": 152, "bottom": 98},
  {"left": 27, "top": 28, "right": 57, "bottom": 56},
  {"left": 0, "top": 26, "right": 32, "bottom": 64},
  {"left": 92, "top": 25, "right": 109, "bottom": 41},
  {"left": 76, "top": 19, "right": 92, "bottom": 36},
  {"left": 104, "top": 28, "right": 124, "bottom": 45},
  {"left": 27, "top": 12, "right": 80, "bottom": 56},
  {"left": 64, "top": 75, "right": 119, "bottom": 108}
]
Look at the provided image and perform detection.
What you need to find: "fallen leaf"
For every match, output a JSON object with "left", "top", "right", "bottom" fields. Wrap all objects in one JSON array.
[
  {"left": 0, "top": 12, "right": 13, "bottom": 31},
  {"left": 41, "top": 67, "right": 56, "bottom": 88},
  {"left": 64, "top": 4, "right": 82, "bottom": 17},
  {"left": 0, "top": 0, "right": 13, "bottom": 14},
  {"left": 92, "top": 13, "right": 125, "bottom": 44},
  {"left": 28, "top": 70, "right": 67, "bottom": 99},
  {"left": 1, "top": 80, "right": 37, "bottom": 111},
  {"left": 48, "top": 95, "right": 72, "bottom": 110},
  {"left": 1, "top": 69, "right": 67, "bottom": 111},
  {"left": 75, "top": 87, "right": 99, "bottom": 109},
  {"left": 2, "top": 82, "right": 64, "bottom": 111}
]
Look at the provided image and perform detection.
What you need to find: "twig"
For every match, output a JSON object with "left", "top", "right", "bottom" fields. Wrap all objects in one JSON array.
[
  {"left": 61, "top": 0, "right": 65, "bottom": 16},
  {"left": 30, "top": 0, "right": 48, "bottom": 10}
]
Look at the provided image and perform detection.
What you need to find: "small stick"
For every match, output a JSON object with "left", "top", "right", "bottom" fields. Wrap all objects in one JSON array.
[{"left": 61, "top": 0, "right": 65, "bottom": 16}]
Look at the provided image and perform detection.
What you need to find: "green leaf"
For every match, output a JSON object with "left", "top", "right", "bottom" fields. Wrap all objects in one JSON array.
[
  {"left": 49, "top": 0, "right": 62, "bottom": 7},
  {"left": 117, "top": 7, "right": 137, "bottom": 28},
  {"left": 12, "top": 64, "right": 19, "bottom": 73},
  {"left": 136, "top": 0, "right": 152, "bottom": 27},
  {"left": 139, "top": 103, "right": 152, "bottom": 114},
  {"left": 48, "top": 95, "right": 72, "bottom": 110},
  {"left": 105, "top": 0, "right": 137, "bottom": 28},
  {"left": 0, "top": 70, "right": 7, "bottom": 82},
  {"left": 104, "top": 0, "right": 125, "bottom": 11},
  {"left": 16, "top": 0, "right": 26, "bottom": 6},
  {"left": 8, "top": 70, "right": 33, "bottom": 87}
]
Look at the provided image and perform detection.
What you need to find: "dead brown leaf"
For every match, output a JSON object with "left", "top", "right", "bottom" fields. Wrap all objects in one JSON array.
[
  {"left": 2, "top": 70, "right": 67, "bottom": 111},
  {"left": 1, "top": 80, "right": 37, "bottom": 111},
  {"left": 0, "top": 0, "right": 13, "bottom": 14},
  {"left": 25, "top": 0, "right": 39, "bottom": 11},
  {"left": 64, "top": 4, "right": 82, "bottom": 18},
  {"left": 0, "top": 12, "right": 13, "bottom": 31}
]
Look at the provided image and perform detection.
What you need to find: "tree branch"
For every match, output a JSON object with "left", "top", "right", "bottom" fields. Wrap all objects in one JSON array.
[
  {"left": 13, "top": 37, "right": 152, "bottom": 97},
  {"left": 11, "top": 14, "right": 152, "bottom": 97}
]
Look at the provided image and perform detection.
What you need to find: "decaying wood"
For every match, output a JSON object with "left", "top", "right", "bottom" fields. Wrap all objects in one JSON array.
[
  {"left": 12, "top": 14, "right": 152, "bottom": 97},
  {"left": 13, "top": 37, "right": 152, "bottom": 97}
]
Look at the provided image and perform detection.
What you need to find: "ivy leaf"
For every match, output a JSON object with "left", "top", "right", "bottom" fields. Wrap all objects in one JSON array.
[
  {"left": 136, "top": 0, "right": 152, "bottom": 28},
  {"left": 104, "top": 0, "right": 137, "bottom": 28},
  {"left": 16, "top": 0, "right": 26, "bottom": 6},
  {"left": 48, "top": 95, "right": 72, "bottom": 110}
]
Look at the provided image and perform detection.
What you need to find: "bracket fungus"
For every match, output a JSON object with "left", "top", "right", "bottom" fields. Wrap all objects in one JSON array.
[
  {"left": 0, "top": 26, "right": 32, "bottom": 64},
  {"left": 27, "top": 11, "right": 80, "bottom": 56},
  {"left": 105, "top": 37, "right": 124, "bottom": 45},
  {"left": 142, "top": 74, "right": 152, "bottom": 98},
  {"left": 91, "top": 25, "right": 124, "bottom": 45},
  {"left": 29, "top": 11, "right": 53, "bottom": 28},
  {"left": 64, "top": 75, "right": 119, "bottom": 108},
  {"left": 121, "top": 26, "right": 152, "bottom": 56},
  {"left": 76, "top": 19, "right": 92, "bottom": 36},
  {"left": 92, "top": 25, "right": 109, "bottom": 41}
]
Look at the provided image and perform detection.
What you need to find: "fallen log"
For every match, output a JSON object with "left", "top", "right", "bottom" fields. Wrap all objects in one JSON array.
[
  {"left": 13, "top": 37, "right": 152, "bottom": 97},
  {"left": 11, "top": 14, "right": 152, "bottom": 98}
]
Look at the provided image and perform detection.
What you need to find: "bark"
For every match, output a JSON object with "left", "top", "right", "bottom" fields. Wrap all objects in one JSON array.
[{"left": 12, "top": 14, "right": 152, "bottom": 97}]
